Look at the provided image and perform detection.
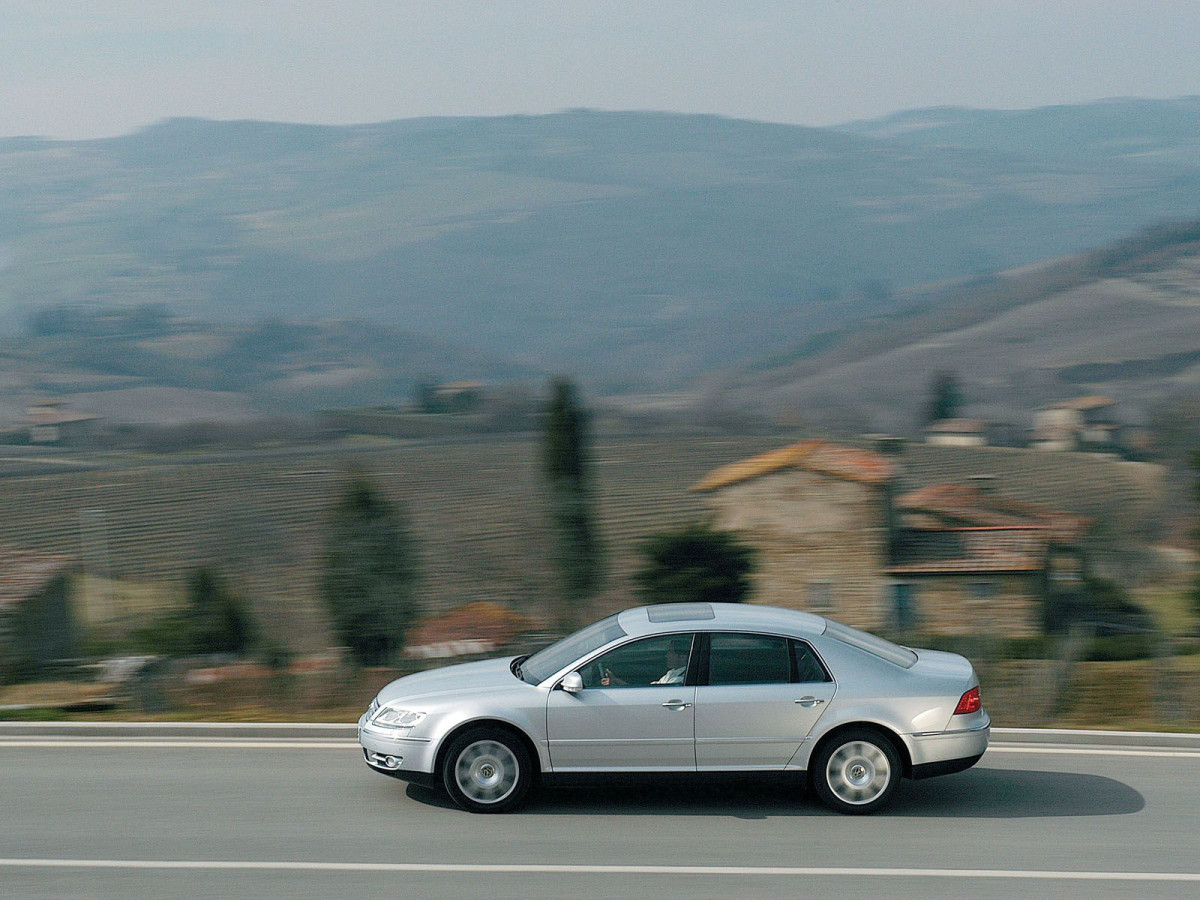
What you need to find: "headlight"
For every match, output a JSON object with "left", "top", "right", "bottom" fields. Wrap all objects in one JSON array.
[
  {"left": 371, "top": 707, "right": 427, "bottom": 729},
  {"left": 366, "top": 697, "right": 380, "bottom": 718}
]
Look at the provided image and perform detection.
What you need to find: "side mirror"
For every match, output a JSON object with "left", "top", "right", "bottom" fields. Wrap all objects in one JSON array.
[{"left": 561, "top": 671, "right": 584, "bottom": 694}]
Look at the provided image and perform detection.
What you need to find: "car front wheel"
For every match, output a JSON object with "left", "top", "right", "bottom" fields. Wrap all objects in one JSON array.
[
  {"left": 442, "top": 728, "right": 533, "bottom": 813},
  {"left": 811, "top": 728, "right": 901, "bottom": 814}
]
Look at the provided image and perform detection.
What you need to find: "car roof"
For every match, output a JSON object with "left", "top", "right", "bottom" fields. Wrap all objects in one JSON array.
[{"left": 617, "top": 602, "right": 827, "bottom": 639}]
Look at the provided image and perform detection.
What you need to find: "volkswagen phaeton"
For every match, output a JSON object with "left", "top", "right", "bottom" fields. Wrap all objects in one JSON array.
[{"left": 358, "top": 602, "right": 989, "bottom": 814}]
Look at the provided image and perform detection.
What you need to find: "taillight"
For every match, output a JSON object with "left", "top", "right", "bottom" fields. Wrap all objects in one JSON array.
[{"left": 954, "top": 687, "right": 981, "bottom": 715}]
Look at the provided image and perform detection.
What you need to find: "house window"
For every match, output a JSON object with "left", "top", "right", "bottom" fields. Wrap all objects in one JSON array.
[
  {"left": 968, "top": 582, "right": 997, "bottom": 603},
  {"left": 891, "top": 582, "right": 918, "bottom": 630},
  {"left": 807, "top": 580, "right": 834, "bottom": 614}
]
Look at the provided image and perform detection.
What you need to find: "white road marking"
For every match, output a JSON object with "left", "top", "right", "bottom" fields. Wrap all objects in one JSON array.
[
  {"left": 986, "top": 747, "right": 1200, "bottom": 759},
  {"left": 993, "top": 727, "right": 1200, "bottom": 742},
  {"left": 0, "top": 859, "right": 1199, "bottom": 881},
  {"left": 0, "top": 741, "right": 360, "bottom": 749},
  {"left": 0, "top": 721, "right": 351, "bottom": 730}
]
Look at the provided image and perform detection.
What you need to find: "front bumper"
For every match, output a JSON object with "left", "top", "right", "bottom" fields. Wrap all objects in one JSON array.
[
  {"left": 908, "top": 710, "right": 990, "bottom": 777},
  {"left": 358, "top": 713, "right": 438, "bottom": 781}
]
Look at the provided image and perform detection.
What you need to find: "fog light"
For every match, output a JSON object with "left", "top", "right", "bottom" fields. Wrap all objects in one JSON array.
[{"left": 385, "top": 756, "right": 400, "bottom": 768}]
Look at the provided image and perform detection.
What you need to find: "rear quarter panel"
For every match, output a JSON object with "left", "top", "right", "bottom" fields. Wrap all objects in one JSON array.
[{"left": 792, "top": 636, "right": 974, "bottom": 770}]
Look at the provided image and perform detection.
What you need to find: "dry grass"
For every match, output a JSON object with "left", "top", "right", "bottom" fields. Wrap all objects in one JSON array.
[
  {"left": 73, "top": 575, "right": 182, "bottom": 626},
  {"left": 1134, "top": 584, "right": 1198, "bottom": 638},
  {"left": 0, "top": 680, "right": 115, "bottom": 707}
]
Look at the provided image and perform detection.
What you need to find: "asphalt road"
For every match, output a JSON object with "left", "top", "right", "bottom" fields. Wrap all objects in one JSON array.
[{"left": 2, "top": 726, "right": 1199, "bottom": 899}]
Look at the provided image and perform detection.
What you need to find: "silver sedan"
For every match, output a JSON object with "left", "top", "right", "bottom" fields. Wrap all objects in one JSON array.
[{"left": 358, "top": 602, "right": 989, "bottom": 814}]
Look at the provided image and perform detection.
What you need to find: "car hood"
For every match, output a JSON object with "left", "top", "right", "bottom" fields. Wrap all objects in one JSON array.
[{"left": 376, "top": 656, "right": 522, "bottom": 705}]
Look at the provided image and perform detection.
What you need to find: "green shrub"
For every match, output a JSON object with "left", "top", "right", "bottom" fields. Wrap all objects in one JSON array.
[
  {"left": 635, "top": 523, "right": 757, "bottom": 606},
  {"left": 322, "top": 477, "right": 419, "bottom": 666},
  {"left": 185, "top": 568, "right": 257, "bottom": 655},
  {"left": 122, "top": 568, "right": 257, "bottom": 658},
  {"left": 129, "top": 612, "right": 195, "bottom": 657}
]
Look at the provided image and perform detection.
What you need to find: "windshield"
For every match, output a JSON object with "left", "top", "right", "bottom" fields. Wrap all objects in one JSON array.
[
  {"left": 823, "top": 620, "right": 918, "bottom": 668},
  {"left": 520, "top": 614, "right": 627, "bottom": 683}
]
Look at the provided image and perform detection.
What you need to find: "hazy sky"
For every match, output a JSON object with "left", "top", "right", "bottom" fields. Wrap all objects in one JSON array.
[{"left": 4, "top": 1, "right": 1199, "bottom": 140}]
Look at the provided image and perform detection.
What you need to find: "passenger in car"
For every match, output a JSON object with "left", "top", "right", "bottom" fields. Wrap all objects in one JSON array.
[{"left": 651, "top": 638, "right": 690, "bottom": 684}]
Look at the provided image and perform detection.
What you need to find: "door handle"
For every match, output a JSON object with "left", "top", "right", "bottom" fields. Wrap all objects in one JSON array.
[
  {"left": 795, "top": 696, "right": 825, "bottom": 707},
  {"left": 662, "top": 700, "right": 693, "bottom": 710}
]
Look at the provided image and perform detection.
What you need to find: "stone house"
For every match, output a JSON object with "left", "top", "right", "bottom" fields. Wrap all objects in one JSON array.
[
  {"left": 694, "top": 440, "right": 898, "bottom": 631},
  {"left": 1032, "top": 396, "right": 1122, "bottom": 453},
  {"left": 694, "top": 439, "right": 1109, "bottom": 639}
]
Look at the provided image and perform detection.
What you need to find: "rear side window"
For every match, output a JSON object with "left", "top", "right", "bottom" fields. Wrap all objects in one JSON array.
[
  {"left": 792, "top": 640, "right": 832, "bottom": 683},
  {"left": 707, "top": 633, "right": 791, "bottom": 685}
]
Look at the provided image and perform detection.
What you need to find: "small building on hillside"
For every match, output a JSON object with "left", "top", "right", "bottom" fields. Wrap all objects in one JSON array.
[
  {"left": 1032, "top": 396, "right": 1122, "bottom": 453},
  {"left": 22, "top": 399, "right": 99, "bottom": 445},
  {"left": 924, "top": 418, "right": 989, "bottom": 447},
  {"left": 0, "top": 547, "right": 77, "bottom": 682},
  {"left": 692, "top": 438, "right": 1152, "bottom": 639}
]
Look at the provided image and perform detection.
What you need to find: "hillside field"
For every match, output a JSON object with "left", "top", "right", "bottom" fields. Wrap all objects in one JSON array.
[{"left": 0, "top": 435, "right": 781, "bottom": 651}]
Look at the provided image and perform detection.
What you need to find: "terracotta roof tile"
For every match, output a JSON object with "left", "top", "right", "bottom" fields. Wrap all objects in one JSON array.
[
  {"left": 896, "top": 482, "right": 1089, "bottom": 542},
  {"left": 864, "top": 443, "right": 1161, "bottom": 544},
  {"left": 693, "top": 439, "right": 893, "bottom": 492},
  {"left": 406, "top": 601, "right": 535, "bottom": 659}
]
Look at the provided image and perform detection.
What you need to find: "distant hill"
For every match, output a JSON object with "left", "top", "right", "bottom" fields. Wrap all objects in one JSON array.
[
  {"left": 2, "top": 103, "right": 1200, "bottom": 390},
  {"left": 0, "top": 309, "right": 534, "bottom": 419},
  {"left": 837, "top": 97, "right": 1200, "bottom": 166},
  {"left": 718, "top": 220, "right": 1200, "bottom": 431}
]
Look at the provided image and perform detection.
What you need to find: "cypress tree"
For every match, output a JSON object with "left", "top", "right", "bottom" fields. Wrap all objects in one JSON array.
[
  {"left": 543, "top": 377, "right": 602, "bottom": 629},
  {"left": 322, "top": 477, "right": 418, "bottom": 666}
]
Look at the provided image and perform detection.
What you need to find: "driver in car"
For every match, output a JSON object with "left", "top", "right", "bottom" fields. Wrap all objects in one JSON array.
[{"left": 602, "top": 637, "right": 689, "bottom": 686}]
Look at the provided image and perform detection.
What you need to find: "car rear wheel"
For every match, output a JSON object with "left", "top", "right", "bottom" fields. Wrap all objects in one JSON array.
[
  {"left": 811, "top": 728, "right": 900, "bottom": 814},
  {"left": 442, "top": 728, "right": 533, "bottom": 813}
]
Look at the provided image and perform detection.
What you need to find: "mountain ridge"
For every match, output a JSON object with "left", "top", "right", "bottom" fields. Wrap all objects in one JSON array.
[{"left": 2, "top": 102, "right": 1199, "bottom": 393}]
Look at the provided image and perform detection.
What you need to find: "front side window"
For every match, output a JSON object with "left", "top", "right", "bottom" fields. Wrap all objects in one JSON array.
[
  {"left": 582, "top": 634, "right": 694, "bottom": 688},
  {"left": 707, "top": 633, "right": 791, "bottom": 685}
]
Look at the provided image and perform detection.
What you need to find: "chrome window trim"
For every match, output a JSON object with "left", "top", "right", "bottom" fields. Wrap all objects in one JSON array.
[
  {"left": 540, "top": 626, "right": 838, "bottom": 690},
  {"left": 696, "top": 629, "right": 837, "bottom": 688}
]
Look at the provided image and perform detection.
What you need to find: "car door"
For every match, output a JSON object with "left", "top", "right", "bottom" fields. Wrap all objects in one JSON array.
[
  {"left": 545, "top": 633, "right": 697, "bottom": 771},
  {"left": 694, "top": 632, "right": 835, "bottom": 770}
]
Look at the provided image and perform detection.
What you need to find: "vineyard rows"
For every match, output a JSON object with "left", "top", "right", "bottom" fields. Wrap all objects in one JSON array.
[{"left": 0, "top": 436, "right": 778, "bottom": 649}]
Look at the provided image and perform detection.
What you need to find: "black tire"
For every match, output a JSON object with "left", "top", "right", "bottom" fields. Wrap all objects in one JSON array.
[
  {"left": 441, "top": 727, "right": 533, "bottom": 813},
  {"left": 810, "top": 728, "right": 901, "bottom": 815}
]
